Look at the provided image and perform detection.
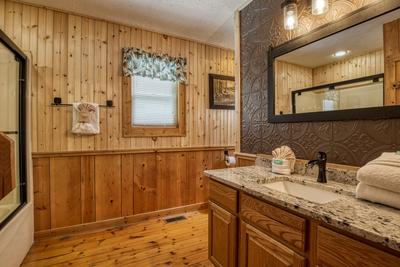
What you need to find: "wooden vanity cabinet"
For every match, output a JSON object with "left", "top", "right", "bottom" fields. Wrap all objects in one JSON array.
[
  {"left": 240, "top": 222, "right": 305, "bottom": 267},
  {"left": 209, "top": 180, "right": 238, "bottom": 267},
  {"left": 209, "top": 179, "right": 400, "bottom": 267}
]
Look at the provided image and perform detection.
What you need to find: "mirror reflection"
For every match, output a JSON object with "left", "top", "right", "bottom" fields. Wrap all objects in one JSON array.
[{"left": 274, "top": 9, "right": 400, "bottom": 115}]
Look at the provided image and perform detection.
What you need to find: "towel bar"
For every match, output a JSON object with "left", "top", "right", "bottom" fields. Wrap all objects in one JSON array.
[{"left": 51, "top": 97, "right": 114, "bottom": 108}]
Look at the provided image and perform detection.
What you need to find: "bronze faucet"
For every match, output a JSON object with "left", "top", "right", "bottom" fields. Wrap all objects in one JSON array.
[{"left": 307, "top": 151, "right": 327, "bottom": 183}]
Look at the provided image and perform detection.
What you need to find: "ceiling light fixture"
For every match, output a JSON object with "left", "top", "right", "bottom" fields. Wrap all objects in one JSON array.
[
  {"left": 312, "top": 0, "right": 329, "bottom": 15},
  {"left": 332, "top": 50, "right": 350, "bottom": 57},
  {"left": 282, "top": 0, "right": 298, "bottom": 30}
]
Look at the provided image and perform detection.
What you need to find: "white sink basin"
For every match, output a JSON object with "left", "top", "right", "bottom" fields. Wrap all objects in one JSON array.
[{"left": 263, "top": 181, "right": 341, "bottom": 204}]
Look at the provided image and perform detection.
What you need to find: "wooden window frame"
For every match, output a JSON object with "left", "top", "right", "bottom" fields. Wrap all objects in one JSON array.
[{"left": 122, "top": 76, "right": 186, "bottom": 137}]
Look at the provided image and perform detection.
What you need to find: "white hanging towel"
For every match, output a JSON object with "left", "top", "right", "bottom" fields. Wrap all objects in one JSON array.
[{"left": 72, "top": 102, "right": 100, "bottom": 135}]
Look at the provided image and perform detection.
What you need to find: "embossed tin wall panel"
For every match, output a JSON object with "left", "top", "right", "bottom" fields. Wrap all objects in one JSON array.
[{"left": 240, "top": 0, "right": 399, "bottom": 166}]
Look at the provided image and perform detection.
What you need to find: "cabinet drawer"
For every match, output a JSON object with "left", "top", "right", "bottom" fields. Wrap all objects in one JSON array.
[
  {"left": 240, "top": 194, "right": 306, "bottom": 251},
  {"left": 209, "top": 180, "right": 238, "bottom": 214},
  {"left": 317, "top": 226, "right": 400, "bottom": 267}
]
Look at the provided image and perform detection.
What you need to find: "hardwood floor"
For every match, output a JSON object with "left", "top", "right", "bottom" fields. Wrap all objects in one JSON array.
[{"left": 22, "top": 210, "right": 213, "bottom": 266}]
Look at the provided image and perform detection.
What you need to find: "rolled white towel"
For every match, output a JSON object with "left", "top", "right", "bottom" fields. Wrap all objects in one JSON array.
[
  {"left": 356, "top": 182, "right": 400, "bottom": 209},
  {"left": 357, "top": 152, "right": 400, "bottom": 194}
]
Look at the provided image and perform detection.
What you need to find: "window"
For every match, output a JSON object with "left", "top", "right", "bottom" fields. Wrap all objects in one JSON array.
[
  {"left": 132, "top": 76, "right": 177, "bottom": 127},
  {"left": 122, "top": 76, "right": 186, "bottom": 137}
]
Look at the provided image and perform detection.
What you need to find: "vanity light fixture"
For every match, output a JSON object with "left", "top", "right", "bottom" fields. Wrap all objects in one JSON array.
[
  {"left": 332, "top": 50, "right": 350, "bottom": 57},
  {"left": 312, "top": 0, "right": 329, "bottom": 15},
  {"left": 282, "top": 0, "right": 298, "bottom": 30}
]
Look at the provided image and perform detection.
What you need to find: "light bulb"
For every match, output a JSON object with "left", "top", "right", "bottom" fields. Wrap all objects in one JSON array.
[
  {"left": 284, "top": 3, "right": 298, "bottom": 30},
  {"left": 332, "top": 50, "right": 350, "bottom": 57},
  {"left": 312, "top": 0, "right": 329, "bottom": 15}
]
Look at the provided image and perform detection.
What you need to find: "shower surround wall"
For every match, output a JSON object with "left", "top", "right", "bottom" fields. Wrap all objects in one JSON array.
[{"left": 240, "top": 0, "right": 400, "bottom": 166}]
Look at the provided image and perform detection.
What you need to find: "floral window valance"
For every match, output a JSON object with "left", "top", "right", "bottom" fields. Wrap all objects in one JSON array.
[{"left": 122, "top": 48, "right": 187, "bottom": 83}]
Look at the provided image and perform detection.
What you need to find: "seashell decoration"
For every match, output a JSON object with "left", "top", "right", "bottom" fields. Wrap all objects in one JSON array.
[
  {"left": 272, "top": 145, "right": 296, "bottom": 160},
  {"left": 272, "top": 145, "right": 296, "bottom": 174}
]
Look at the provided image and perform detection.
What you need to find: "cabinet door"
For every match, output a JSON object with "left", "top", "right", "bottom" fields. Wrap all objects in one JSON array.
[
  {"left": 209, "top": 201, "right": 237, "bottom": 267},
  {"left": 240, "top": 222, "right": 305, "bottom": 267}
]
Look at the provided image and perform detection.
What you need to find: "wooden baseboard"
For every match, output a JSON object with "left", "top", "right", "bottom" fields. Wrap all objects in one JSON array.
[{"left": 34, "top": 202, "right": 208, "bottom": 240}]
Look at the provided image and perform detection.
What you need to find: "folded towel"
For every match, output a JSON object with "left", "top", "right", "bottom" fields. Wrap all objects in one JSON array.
[
  {"left": 357, "top": 152, "right": 400, "bottom": 194},
  {"left": 72, "top": 102, "right": 100, "bottom": 135},
  {"left": 356, "top": 182, "right": 400, "bottom": 209},
  {"left": 365, "top": 152, "right": 400, "bottom": 168}
]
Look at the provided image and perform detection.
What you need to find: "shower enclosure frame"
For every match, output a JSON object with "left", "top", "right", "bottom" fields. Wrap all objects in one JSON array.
[{"left": 0, "top": 28, "right": 27, "bottom": 230}]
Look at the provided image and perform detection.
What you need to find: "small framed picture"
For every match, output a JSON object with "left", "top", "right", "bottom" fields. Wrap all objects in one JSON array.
[{"left": 209, "top": 74, "right": 235, "bottom": 110}]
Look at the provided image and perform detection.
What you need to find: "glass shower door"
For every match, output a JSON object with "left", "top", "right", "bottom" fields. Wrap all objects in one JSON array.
[{"left": 0, "top": 40, "right": 25, "bottom": 227}]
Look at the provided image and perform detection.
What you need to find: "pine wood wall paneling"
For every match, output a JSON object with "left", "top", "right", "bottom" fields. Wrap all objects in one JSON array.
[
  {"left": 0, "top": 0, "right": 235, "bottom": 153},
  {"left": 52, "top": 12, "right": 61, "bottom": 151},
  {"left": 384, "top": 19, "right": 400, "bottom": 105},
  {"left": 0, "top": 0, "right": 237, "bottom": 233},
  {"left": 156, "top": 152, "right": 189, "bottom": 209},
  {"left": 49, "top": 156, "right": 81, "bottom": 228},
  {"left": 32, "top": 148, "right": 232, "bottom": 231},
  {"left": 275, "top": 50, "right": 384, "bottom": 114},
  {"left": 32, "top": 157, "right": 50, "bottom": 231},
  {"left": 133, "top": 153, "right": 157, "bottom": 214},
  {"left": 81, "top": 155, "right": 95, "bottom": 223},
  {"left": 274, "top": 60, "right": 313, "bottom": 115},
  {"left": 312, "top": 50, "right": 384, "bottom": 85},
  {"left": 187, "top": 150, "right": 212, "bottom": 203},
  {"left": 119, "top": 25, "right": 130, "bottom": 150},
  {"left": 95, "top": 154, "right": 122, "bottom": 221},
  {"left": 121, "top": 154, "right": 134, "bottom": 217},
  {"left": 0, "top": 1, "right": 4, "bottom": 30},
  {"left": 96, "top": 20, "right": 108, "bottom": 150}
]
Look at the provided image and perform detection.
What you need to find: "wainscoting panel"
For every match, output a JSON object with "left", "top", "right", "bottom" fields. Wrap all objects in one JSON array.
[
  {"left": 32, "top": 147, "right": 232, "bottom": 232},
  {"left": 50, "top": 156, "right": 81, "bottom": 228},
  {"left": 95, "top": 155, "right": 122, "bottom": 221},
  {"left": 32, "top": 158, "right": 50, "bottom": 231},
  {"left": 132, "top": 153, "right": 158, "bottom": 214}
]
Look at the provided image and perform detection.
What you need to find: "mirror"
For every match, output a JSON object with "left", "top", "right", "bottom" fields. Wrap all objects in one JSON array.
[
  {"left": 0, "top": 31, "right": 26, "bottom": 227},
  {"left": 269, "top": 7, "right": 400, "bottom": 122}
]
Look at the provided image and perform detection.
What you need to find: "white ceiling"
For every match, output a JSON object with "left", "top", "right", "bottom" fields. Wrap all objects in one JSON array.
[
  {"left": 19, "top": 0, "right": 250, "bottom": 49},
  {"left": 278, "top": 8, "right": 400, "bottom": 68}
]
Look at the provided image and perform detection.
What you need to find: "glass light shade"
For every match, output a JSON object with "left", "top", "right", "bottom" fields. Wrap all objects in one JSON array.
[
  {"left": 284, "top": 3, "right": 298, "bottom": 30},
  {"left": 312, "top": 0, "right": 329, "bottom": 15}
]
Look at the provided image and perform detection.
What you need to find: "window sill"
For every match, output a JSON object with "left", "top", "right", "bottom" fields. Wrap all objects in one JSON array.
[{"left": 122, "top": 126, "right": 186, "bottom": 138}]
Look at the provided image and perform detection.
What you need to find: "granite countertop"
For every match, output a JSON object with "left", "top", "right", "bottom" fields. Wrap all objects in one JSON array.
[{"left": 204, "top": 166, "right": 400, "bottom": 253}]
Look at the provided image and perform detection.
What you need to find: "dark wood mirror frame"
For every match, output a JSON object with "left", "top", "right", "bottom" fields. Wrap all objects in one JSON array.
[
  {"left": 0, "top": 28, "right": 27, "bottom": 230},
  {"left": 268, "top": 1, "right": 400, "bottom": 123}
]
